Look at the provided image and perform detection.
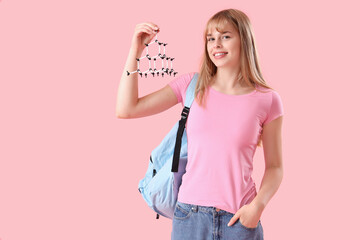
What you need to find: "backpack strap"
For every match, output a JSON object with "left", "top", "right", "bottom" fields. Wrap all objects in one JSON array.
[
  {"left": 184, "top": 73, "right": 199, "bottom": 108},
  {"left": 171, "top": 73, "right": 199, "bottom": 172}
]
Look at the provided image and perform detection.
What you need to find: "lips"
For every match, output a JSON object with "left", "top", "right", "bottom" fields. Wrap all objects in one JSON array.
[{"left": 213, "top": 52, "right": 228, "bottom": 56}]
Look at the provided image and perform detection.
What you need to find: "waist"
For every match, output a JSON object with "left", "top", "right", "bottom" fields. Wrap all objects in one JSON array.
[{"left": 176, "top": 201, "right": 233, "bottom": 215}]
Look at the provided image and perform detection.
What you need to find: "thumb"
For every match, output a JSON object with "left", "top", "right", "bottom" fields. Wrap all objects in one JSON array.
[
  {"left": 145, "top": 32, "right": 156, "bottom": 45},
  {"left": 227, "top": 214, "right": 239, "bottom": 227}
]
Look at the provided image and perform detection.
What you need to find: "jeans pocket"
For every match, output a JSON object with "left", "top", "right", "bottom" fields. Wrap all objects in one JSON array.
[
  {"left": 237, "top": 219, "right": 261, "bottom": 231},
  {"left": 173, "top": 201, "right": 193, "bottom": 220}
]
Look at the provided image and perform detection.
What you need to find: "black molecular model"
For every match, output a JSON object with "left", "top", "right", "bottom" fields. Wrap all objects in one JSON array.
[{"left": 126, "top": 31, "right": 178, "bottom": 78}]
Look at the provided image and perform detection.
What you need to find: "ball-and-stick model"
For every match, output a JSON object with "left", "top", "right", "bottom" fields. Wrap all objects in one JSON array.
[{"left": 126, "top": 31, "right": 178, "bottom": 78}]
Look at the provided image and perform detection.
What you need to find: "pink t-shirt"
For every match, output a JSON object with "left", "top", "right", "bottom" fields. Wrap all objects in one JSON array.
[{"left": 168, "top": 72, "right": 284, "bottom": 214}]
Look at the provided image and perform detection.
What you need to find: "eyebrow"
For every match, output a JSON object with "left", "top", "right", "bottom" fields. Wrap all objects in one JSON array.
[{"left": 207, "top": 31, "right": 232, "bottom": 37}]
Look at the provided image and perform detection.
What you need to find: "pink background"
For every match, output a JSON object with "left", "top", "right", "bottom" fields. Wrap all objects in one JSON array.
[{"left": 1, "top": 0, "right": 359, "bottom": 239}]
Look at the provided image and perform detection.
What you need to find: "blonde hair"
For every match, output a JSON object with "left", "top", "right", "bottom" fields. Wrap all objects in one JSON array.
[{"left": 194, "top": 8, "right": 275, "bottom": 147}]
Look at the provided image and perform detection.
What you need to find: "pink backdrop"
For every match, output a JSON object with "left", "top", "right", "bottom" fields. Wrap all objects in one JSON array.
[{"left": 1, "top": 0, "right": 359, "bottom": 239}]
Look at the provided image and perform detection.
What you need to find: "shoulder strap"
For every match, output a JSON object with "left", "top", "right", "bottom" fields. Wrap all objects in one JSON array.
[
  {"left": 184, "top": 72, "right": 199, "bottom": 108},
  {"left": 171, "top": 73, "right": 198, "bottom": 172}
]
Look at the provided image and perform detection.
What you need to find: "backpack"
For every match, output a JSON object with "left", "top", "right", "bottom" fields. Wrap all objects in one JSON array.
[{"left": 138, "top": 72, "right": 199, "bottom": 219}]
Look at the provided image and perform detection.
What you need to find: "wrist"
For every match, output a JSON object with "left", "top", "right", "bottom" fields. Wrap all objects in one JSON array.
[
  {"left": 251, "top": 198, "right": 266, "bottom": 212},
  {"left": 129, "top": 46, "right": 143, "bottom": 57}
]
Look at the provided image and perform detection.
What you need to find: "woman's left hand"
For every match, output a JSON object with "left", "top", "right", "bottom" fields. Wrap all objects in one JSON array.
[{"left": 227, "top": 201, "right": 264, "bottom": 228}]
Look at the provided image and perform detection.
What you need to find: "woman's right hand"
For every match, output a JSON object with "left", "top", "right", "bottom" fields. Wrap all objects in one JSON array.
[{"left": 130, "top": 22, "right": 160, "bottom": 54}]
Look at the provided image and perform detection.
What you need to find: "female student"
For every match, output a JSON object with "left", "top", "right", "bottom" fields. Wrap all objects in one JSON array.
[{"left": 116, "top": 8, "right": 284, "bottom": 240}]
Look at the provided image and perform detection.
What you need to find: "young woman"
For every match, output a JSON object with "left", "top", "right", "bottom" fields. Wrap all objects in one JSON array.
[{"left": 116, "top": 8, "right": 284, "bottom": 240}]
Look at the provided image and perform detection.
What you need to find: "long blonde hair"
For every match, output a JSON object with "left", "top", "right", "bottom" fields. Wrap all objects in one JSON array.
[{"left": 194, "top": 8, "right": 274, "bottom": 147}]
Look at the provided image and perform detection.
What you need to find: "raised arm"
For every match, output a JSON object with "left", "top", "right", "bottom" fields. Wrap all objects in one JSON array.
[{"left": 116, "top": 23, "right": 178, "bottom": 119}]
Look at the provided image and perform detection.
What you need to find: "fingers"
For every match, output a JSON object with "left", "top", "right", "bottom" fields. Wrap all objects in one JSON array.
[
  {"left": 144, "top": 22, "right": 160, "bottom": 32},
  {"left": 228, "top": 212, "right": 242, "bottom": 227},
  {"left": 143, "top": 25, "right": 154, "bottom": 35},
  {"left": 136, "top": 22, "right": 160, "bottom": 34},
  {"left": 227, "top": 215, "right": 239, "bottom": 226},
  {"left": 131, "top": 22, "right": 160, "bottom": 49}
]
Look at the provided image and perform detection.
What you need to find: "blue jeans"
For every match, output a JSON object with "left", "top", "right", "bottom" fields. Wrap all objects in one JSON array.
[{"left": 171, "top": 201, "right": 264, "bottom": 240}]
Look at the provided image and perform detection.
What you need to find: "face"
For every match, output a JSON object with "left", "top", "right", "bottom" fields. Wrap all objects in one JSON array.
[{"left": 206, "top": 22, "right": 241, "bottom": 69}]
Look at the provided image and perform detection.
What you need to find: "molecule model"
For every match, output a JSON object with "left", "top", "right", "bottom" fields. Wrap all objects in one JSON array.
[{"left": 126, "top": 31, "right": 178, "bottom": 78}]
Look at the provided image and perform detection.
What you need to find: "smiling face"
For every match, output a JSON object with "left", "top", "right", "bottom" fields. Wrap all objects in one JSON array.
[{"left": 206, "top": 21, "right": 241, "bottom": 69}]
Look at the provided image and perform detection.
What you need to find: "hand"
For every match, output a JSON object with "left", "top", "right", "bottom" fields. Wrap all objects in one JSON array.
[
  {"left": 227, "top": 201, "right": 263, "bottom": 228},
  {"left": 130, "top": 22, "right": 160, "bottom": 54}
]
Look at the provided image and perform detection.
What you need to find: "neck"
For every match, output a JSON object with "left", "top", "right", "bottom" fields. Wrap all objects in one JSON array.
[{"left": 213, "top": 68, "right": 248, "bottom": 90}]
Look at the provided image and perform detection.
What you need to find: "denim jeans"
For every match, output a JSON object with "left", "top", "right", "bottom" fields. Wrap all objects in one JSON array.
[{"left": 171, "top": 201, "right": 264, "bottom": 240}]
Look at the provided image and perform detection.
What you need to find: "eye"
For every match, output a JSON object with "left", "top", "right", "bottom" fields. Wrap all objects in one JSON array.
[{"left": 207, "top": 36, "right": 230, "bottom": 41}]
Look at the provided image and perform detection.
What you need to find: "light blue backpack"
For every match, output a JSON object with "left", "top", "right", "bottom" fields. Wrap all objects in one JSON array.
[{"left": 138, "top": 73, "right": 199, "bottom": 219}]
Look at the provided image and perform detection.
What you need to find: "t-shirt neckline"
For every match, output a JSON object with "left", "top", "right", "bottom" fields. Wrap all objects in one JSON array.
[{"left": 209, "top": 85, "right": 257, "bottom": 97}]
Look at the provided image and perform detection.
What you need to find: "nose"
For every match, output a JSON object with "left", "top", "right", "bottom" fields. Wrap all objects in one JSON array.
[{"left": 213, "top": 39, "right": 222, "bottom": 49}]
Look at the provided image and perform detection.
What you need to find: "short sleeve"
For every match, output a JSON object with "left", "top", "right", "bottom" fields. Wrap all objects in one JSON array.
[
  {"left": 167, "top": 72, "right": 195, "bottom": 105},
  {"left": 263, "top": 91, "right": 284, "bottom": 125}
]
